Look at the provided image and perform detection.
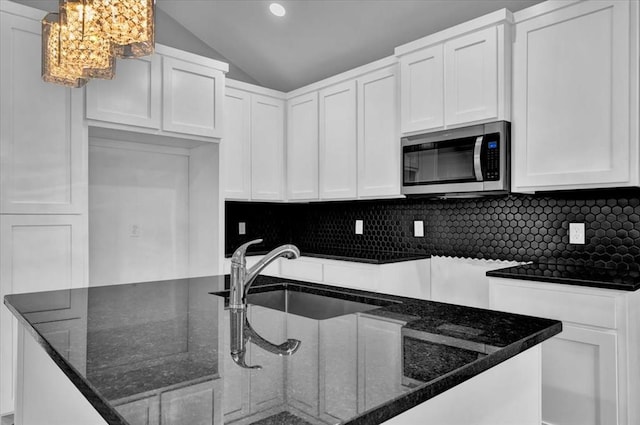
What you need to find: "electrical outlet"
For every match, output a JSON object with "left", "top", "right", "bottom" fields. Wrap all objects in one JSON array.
[
  {"left": 355, "top": 220, "right": 363, "bottom": 235},
  {"left": 238, "top": 222, "right": 246, "bottom": 235},
  {"left": 569, "top": 223, "right": 585, "bottom": 244},
  {"left": 414, "top": 220, "right": 424, "bottom": 237}
]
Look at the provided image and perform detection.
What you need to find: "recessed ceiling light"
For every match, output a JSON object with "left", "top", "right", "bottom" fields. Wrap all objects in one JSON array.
[{"left": 269, "top": 3, "right": 286, "bottom": 17}]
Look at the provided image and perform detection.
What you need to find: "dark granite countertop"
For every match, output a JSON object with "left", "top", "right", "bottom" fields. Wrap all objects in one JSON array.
[
  {"left": 486, "top": 263, "right": 640, "bottom": 291},
  {"left": 4, "top": 275, "right": 560, "bottom": 425},
  {"left": 225, "top": 248, "right": 431, "bottom": 264}
]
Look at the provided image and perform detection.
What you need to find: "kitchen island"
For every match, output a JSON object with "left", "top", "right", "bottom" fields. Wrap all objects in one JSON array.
[{"left": 4, "top": 275, "right": 561, "bottom": 425}]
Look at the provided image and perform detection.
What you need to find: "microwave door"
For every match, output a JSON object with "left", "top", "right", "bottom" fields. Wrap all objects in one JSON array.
[{"left": 403, "top": 137, "right": 478, "bottom": 185}]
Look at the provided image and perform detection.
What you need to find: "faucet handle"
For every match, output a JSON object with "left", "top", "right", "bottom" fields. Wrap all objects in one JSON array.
[{"left": 231, "top": 239, "right": 263, "bottom": 264}]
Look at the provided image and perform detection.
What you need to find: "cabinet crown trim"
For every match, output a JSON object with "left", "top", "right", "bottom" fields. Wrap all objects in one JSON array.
[
  {"left": 155, "top": 44, "right": 229, "bottom": 73},
  {"left": 394, "top": 8, "right": 513, "bottom": 57}
]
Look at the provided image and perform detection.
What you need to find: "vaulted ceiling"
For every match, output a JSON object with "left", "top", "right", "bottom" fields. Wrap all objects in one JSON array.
[{"left": 13, "top": 0, "right": 544, "bottom": 92}]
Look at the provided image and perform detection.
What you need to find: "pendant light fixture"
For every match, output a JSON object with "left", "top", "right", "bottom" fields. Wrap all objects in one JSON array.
[{"left": 42, "top": 0, "right": 155, "bottom": 87}]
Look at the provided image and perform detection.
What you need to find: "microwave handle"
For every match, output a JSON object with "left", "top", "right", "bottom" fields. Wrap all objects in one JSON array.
[{"left": 474, "top": 136, "right": 483, "bottom": 181}]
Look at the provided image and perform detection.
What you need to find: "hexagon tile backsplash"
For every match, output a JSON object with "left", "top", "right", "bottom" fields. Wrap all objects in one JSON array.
[{"left": 225, "top": 189, "right": 640, "bottom": 271}]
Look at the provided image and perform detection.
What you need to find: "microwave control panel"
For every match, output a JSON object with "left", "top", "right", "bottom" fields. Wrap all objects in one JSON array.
[{"left": 484, "top": 135, "right": 500, "bottom": 180}]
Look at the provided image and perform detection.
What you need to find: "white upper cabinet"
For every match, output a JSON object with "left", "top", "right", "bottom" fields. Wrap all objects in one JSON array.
[
  {"left": 399, "top": 44, "right": 444, "bottom": 133},
  {"left": 512, "top": 0, "right": 638, "bottom": 192},
  {"left": 162, "top": 57, "right": 224, "bottom": 138},
  {"left": 287, "top": 92, "right": 319, "bottom": 200},
  {"left": 0, "top": 9, "right": 85, "bottom": 214},
  {"left": 396, "top": 9, "right": 512, "bottom": 134},
  {"left": 444, "top": 26, "right": 498, "bottom": 126},
  {"left": 251, "top": 94, "right": 285, "bottom": 200},
  {"left": 222, "top": 87, "right": 252, "bottom": 200},
  {"left": 86, "top": 45, "right": 228, "bottom": 140},
  {"left": 319, "top": 80, "right": 358, "bottom": 200},
  {"left": 86, "top": 55, "right": 161, "bottom": 129},
  {"left": 357, "top": 66, "right": 400, "bottom": 198}
]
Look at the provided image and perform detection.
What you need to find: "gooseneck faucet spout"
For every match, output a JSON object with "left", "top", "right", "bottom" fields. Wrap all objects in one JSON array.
[
  {"left": 228, "top": 239, "right": 302, "bottom": 369},
  {"left": 229, "top": 239, "right": 300, "bottom": 309}
]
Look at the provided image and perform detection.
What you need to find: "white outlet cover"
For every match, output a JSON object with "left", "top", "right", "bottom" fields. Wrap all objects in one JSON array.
[
  {"left": 355, "top": 220, "right": 363, "bottom": 235},
  {"left": 414, "top": 220, "right": 424, "bottom": 237},
  {"left": 239, "top": 222, "right": 246, "bottom": 235},
  {"left": 569, "top": 223, "right": 585, "bottom": 244}
]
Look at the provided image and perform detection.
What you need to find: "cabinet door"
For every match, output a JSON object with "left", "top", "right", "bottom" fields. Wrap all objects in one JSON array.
[
  {"left": 399, "top": 44, "right": 444, "bottom": 133},
  {"left": 160, "top": 380, "right": 220, "bottom": 425},
  {"left": 542, "top": 325, "right": 618, "bottom": 425},
  {"left": 444, "top": 26, "right": 498, "bottom": 126},
  {"left": 250, "top": 95, "right": 285, "bottom": 200},
  {"left": 0, "top": 214, "right": 85, "bottom": 415},
  {"left": 319, "top": 80, "right": 358, "bottom": 199},
  {"left": 162, "top": 57, "right": 224, "bottom": 138},
  {"left": 115, "top": 396, "right": 160, "bottom": 425},
  {"left": 222, "top": 88, "right": 251, "bottom": 200},
  {"left": 358, "top": 315, "right": 404, "bottom": 412},
  {"left": 287, "top": 92, "right": 319, "bottom": 200},
  {"left": 512, "top": 0, "right": 632, "bottom": 191},
  {"left": 319, "top": 314, "right": 358, "bottom": 423},
  {"left": 0, "top": 11, "right": 85, "bottom": 214},
  {"left": 286, "top": 315, "right": 319, "bottom": 416},
  {"left": 86, "top": 55, "right": 161, "bottom": 129},
  {"left": 357, "top": 66, "right": 400, "bottom": 198},
  {"left": 247, "top": 306, "right": 285, "bottom": 413}
]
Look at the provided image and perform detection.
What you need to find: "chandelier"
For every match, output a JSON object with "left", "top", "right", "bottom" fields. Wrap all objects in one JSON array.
[{"left": 42, "top": 0, "right": 155, "bottom": 88}]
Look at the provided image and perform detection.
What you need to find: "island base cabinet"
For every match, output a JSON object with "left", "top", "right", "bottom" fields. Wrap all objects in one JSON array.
[{"left": 382, "top": 345, "right": 542, "bottom": 425}]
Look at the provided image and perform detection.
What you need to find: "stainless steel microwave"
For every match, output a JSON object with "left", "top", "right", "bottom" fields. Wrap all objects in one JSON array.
[{"left": 401, "top": 121, "right": 510, "bottom": 196}]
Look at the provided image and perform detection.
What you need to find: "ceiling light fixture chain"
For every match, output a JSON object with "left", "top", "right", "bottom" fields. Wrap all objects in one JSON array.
[{"left": 42, "top": 0, "right": 156, "bottom": 87}]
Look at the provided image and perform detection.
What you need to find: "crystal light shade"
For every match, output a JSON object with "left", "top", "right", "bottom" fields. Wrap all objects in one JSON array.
[
  {"left": 42, "top": 12, "right": 88, "bottom": 88},
  {"left": 42, "top": 0, "right": 155, "bottom": 87},
  {"left": 88, "top": 0, "right": 155, "bottom": 58},
  {"left": 59, "top": 1, "right": 116, "bottom": 79}
]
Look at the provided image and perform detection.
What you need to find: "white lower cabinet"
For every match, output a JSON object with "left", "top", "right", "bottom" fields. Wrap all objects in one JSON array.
[
  {"left": 277, "top": 256, "right": 431, "bottom": 300},
  {"left": 489, "top": 277, "right": 640, "bottom": 425}
]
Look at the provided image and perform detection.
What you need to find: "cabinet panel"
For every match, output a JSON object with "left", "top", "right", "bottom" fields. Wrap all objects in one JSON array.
[
  {"left": 0, "top": 11, "right": 84, "bottom": 214},
  {"left": 358, "top": 315, "right": 403, "bottom": 412},
  {"left": 0, "top": 214, "right": 85, "bottom": 415},
  {"left": 162, "top": 57, "right": 223, "bottom": 138},
  {"left": 115, "top": 396, "right": 160, "bottom": 425},
  {"left": 86, "top": 55, "right": 161, "bottom": 129},
  {"left": 222, "top": 88, "right": 251, "bottom": 200},
  {"left": 248, "top": 306, "right": 285, "bottom": 412},
  {"left": 287, "top": 92, "right": 319, "bottom": 200},
  {"left": 444, "top": 26, "right": 498, "bottom": 126},
  {"left": 542, "top": 325, "right": 618, "bottom": 425},
  {"left": 357, "top": 66, "right": 400, "bottom": 198},
  {"left": 399, "top": 44, "right": 444, "bottom": 133},
  {"left": 286, "top": 315, "right": 319, "bottom": 416},
  {"left": 319, "top": 314, "right": 358, "bottom": 423},
  {"left": 250, "top": 95, "right": 285, "bottom": 200},
  {"left": 319, "top": 80, "right": 358, "bottom": 199},
  {"left": 512, "top": 0, "right": 632, "bottom": 190},
  {"left": 160, "top": 380, "right": 218, "bottom": 425}
]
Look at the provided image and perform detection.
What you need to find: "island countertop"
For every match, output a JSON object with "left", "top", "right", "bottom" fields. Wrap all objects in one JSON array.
[{"left": 4, "top": 275, "right": 561, "bottom": 425}]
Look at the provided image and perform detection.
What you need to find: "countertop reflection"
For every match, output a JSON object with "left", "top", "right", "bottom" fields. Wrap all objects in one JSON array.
[{"left": 4, "top": 274, "right": 561, "bottom": 425}]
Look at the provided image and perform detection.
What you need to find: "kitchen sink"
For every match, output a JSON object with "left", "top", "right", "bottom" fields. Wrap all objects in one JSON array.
[{"left": 245, "top": 287, "right": 394, "bottom": 320}]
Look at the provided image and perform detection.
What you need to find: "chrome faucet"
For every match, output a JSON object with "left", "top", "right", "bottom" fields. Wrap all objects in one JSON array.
[
  {"left": 229, "top": 308, "right": 301, "bottom": 370},
  {"left": 228, "top": 239, "right": 302, "bottom": 369},
  {"left": 229, "top": 239, "right": 300, "bottom": 309}
]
